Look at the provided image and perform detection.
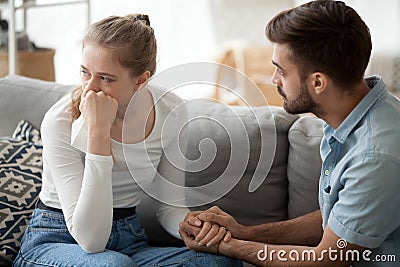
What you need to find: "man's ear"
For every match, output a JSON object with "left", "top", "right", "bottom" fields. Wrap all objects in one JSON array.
[
  {"left": 135, "top": 70, "right": 151, "bottom": 90},
  {"left": 310, "top": 72, "right": 328, "bottom": 95}
]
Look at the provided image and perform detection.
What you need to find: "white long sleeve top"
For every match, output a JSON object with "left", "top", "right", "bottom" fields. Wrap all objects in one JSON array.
[{"left": 39, "top": 84, "right": 189, "bottom": 253}]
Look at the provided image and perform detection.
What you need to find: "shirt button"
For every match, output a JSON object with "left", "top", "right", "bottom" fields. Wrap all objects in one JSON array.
[{"left": 324, "top": 169, "right": 330, "bottom": 176}]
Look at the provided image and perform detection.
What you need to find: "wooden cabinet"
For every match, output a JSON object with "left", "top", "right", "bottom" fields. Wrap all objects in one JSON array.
[
  {"left": 214, "top": 45, "right": 283, "bottom": 107},
  {"left": 0, "top": 0, "right": 90, "bottom": 76}
]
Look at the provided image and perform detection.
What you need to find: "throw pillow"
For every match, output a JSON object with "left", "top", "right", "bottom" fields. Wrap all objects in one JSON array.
[
  {"left": 287, "top": 116, "right": 323, "bottom": 219},
  {"left": 12, "top": 120, "right": 43, "bottom": 146},
  {"left": 0, "top": 121, "right": 42, "bottom": 264}
]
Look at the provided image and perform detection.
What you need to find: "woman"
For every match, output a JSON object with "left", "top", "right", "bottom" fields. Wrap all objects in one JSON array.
[{"left": 13, "top": 14, "right": 241, "bottom": 267}]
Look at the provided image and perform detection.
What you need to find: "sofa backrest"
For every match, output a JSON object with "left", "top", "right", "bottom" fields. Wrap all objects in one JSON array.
[
  {"left": 138, "top": 99, "right": 300, "bottom": 245},
  {"left": 0, "top": 75, "right": 323, "bottom": 248},
  {"left": 184, "top": 99, "right": 298, "bottom": 224},
  {"left": 0, "top": 75, "right": 75, "bottom": 137}
]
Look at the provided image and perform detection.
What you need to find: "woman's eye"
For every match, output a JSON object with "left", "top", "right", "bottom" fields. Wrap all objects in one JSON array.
[
  {"left": 80, "top": 69, "right": 90, "bottom": 77},
  {"left": 101, "top": 76, "right": 114, "bottom": 83}
]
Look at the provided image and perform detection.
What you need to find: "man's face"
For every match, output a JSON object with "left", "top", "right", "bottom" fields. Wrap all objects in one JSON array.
[{"left": 271, "top": 43, "right": 317, "bottom": 114}]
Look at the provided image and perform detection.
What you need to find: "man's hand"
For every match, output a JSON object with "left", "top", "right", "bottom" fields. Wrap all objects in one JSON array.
[
  {"left": 182, "top": 209, "right": 230, "bottom": 247},
  {"left": 184, "top": 207, "right": 237, "bottom": 247},
  {"left": 195, "top": 206, "right": 245, "bottom": 239}
]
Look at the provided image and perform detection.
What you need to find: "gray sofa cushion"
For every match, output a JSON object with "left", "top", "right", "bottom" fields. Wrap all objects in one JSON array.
[
  {"left": 287, "top": 116, "right": 324, "bottom": 219},
  {"left": 0, "top": 75, "right": 74, "bottom": 137},
  {"left": 138, "top": 100, "right": 299, "bottom": 245},
  {"left": 184, "top": 100, "right": 299, "bottom": 225}
]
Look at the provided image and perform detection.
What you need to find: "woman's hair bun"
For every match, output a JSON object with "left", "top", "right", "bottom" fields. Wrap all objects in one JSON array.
[{"left": 134, "top": 14, "right": 150, "bottom": 27}]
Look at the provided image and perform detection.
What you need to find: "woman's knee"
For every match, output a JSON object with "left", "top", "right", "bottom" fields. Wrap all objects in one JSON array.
[
  {"left": 78, "top": 250, "right": 136, "bottom": 267},
  {"left": 13, "top": 247, "right": 136, "bottom": 267}
]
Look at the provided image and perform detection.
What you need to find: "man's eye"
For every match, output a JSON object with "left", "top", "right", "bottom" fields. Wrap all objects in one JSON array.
[{"left": 275, "top": 68, "right": 284, "bottom": 76}]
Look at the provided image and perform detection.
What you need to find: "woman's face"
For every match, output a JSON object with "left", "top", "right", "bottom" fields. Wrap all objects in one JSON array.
[{"left": 80, "top": 43, "right": 138, "bottom": 109}]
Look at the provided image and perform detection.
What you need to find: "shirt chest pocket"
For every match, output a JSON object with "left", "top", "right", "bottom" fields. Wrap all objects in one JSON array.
[{"left": 322, "top": 181, "right": 343, "bottom": 214}]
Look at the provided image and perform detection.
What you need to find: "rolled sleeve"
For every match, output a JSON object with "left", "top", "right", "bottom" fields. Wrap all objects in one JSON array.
[{"left": 327, "top": 154, "right": 400, "bottom": 248}]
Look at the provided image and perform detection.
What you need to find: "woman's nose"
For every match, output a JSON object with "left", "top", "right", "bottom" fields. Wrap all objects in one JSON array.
[{"left": 83, "top": 77, "right": 101, "bottom": 93}]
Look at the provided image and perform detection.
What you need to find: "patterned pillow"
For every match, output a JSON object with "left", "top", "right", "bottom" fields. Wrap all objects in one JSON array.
[
  {"left": 0, "top": 121, "right": 43, "bottom": 265},
  {"left": 12, "top": 120, "right": 43, "bottom": 146}
]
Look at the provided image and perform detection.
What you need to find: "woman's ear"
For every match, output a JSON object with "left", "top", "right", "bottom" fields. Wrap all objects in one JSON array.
[
  {"left": 311, "top": 72, "right": 328, "bottom": 95},
  {"left": 135, "top": 71, "right": 151, "bottom": 90}
]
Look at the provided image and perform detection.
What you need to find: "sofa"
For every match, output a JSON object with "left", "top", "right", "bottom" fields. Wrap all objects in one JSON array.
[{"left": 0, "top": 75, "right": 324, "bottom": 266}]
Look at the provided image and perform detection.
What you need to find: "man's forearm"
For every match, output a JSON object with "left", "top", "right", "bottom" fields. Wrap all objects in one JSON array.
[
  {"left": 220, "top": 238, "right": 313, "bottom": 267},
  {"left": 240, "top": 210, "right": 322, "bottom": 246},
  {"left": 219, "top": 238, "right": 350, "bottom": 267}
]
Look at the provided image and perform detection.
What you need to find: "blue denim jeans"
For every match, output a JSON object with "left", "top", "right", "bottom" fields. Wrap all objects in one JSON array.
[{"left": 13, "top": 208, "right": 242, "bottom": 267}]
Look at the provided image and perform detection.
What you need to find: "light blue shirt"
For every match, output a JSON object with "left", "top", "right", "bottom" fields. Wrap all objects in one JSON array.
[{"left": 319, "top": 76, "right": 400, "bottom": 266}]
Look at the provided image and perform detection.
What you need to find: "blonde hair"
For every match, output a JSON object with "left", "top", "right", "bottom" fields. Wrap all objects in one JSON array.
[{"left": 71, "top": 14, "right": 157, "bottom": 121}]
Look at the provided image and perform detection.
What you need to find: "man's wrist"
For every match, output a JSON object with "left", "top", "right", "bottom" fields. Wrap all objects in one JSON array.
[
  {"left": 242, "top": 223, "right": 275, "bottom": 244},
  {"left": 237, "top": 224, "right": 259, "bottom": 241},
  {"left": 218, "top": 238, "right": 241, "bottom": 258},
  {"left": 237, "top": 224, "right": 252, "bottom": 240}
]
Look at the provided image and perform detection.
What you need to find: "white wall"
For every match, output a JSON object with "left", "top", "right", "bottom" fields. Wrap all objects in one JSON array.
[
  {"left": 3, "top": 0, "right": 295, "bottom": 86},
  {"left": 296, "top": 0, "right": 400, "bottom": 88},
  {"left": 347, "top": 0, "right": 400, "bottom": 90},
  {"left": 3, "top": 0, "right": 399, "bottom": 91},
  {"left": 348, "top": 0, "right": 400, "bottom": 54},
  {"left": 6, "top": 0, "right": 221, "bottom": 85}
]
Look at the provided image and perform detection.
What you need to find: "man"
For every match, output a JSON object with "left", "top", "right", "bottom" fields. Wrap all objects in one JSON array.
[{"left": 179, "top": 1, "right": 400, "bottom": 266}]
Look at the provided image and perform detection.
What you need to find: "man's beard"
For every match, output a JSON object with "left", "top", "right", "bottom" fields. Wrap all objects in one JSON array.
[{"left": 278, "top": 81, "right": 318, "bottom": 115}]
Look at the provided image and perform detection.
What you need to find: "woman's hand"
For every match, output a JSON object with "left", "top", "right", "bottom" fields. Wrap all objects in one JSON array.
[
  {"left": 179, "top": 225, "right": 221, "bottom": 254},
  {"left": 79, "top": 90, "right": 118, "bottom": 156},
  {"left": 189, "top": 206, "right": 246, "bottom": 246},
  {"left": 194, "top": 221, "right": 230, "bottom": 247},
  {"left": 79, "top": 90, "right": 118, "bottom": 135},
  {"left": 181, "top": 207, "right": 235, "bottom": 249}
]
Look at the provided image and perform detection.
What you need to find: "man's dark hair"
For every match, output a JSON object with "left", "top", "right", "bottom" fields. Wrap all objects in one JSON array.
[{"left": 265, "top": 0, "right": 372, "bottom": 88}]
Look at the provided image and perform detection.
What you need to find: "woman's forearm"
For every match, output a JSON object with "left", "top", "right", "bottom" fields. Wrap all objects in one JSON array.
[{"left": 87, "top": 129, "right": 112, "bottom": 156}]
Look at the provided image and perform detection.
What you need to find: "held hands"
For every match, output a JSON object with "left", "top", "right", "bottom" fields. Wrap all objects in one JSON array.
[
  {"left": 179, "top": 206, "right": 243, "bottom": 254},
  {"left": 79, "top": 90, "right": 118, "bottom": 135},
  {"left": 179, "top": 218, "right": 221, "bottom": 253}
]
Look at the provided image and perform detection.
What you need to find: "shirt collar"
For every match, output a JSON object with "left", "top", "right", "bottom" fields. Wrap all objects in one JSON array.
[{"left": 324, "top": 76, "right": 387, "bottom": 144}]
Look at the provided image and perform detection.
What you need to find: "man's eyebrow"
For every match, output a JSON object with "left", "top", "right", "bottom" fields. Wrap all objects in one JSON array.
[
  {"left": 80, "top": 65, "right": 117, "bottom": 78},
  {"left": 272, "top": 60, "right": 285, "bottom": 72}
]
